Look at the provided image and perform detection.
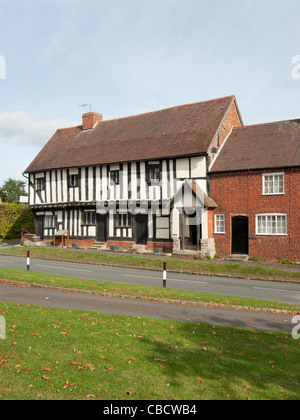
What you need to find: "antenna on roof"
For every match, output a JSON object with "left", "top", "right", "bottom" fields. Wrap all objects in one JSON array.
[{"left": 79, "top": 104, "right": 92, "bottom": 113}]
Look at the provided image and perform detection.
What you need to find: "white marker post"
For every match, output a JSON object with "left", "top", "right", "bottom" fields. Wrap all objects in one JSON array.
[
  {"left": 163, "top": 262, "right": 167, "bottom": 288},
  {"left": 27, "top": 251, "right": 30, "bottom": 271}
]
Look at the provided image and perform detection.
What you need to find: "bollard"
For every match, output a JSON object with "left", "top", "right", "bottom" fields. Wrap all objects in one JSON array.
[
  {"left": 163, "top": 262, "right": 167, "bottom": 287},
  {"left": 27, "top": 251, "right": 30, "bottom": 271}
]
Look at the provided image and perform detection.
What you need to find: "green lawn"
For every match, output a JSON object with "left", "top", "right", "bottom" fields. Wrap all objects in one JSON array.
[
  {"left": 0, "top": 301, "right": 299, "bottom": 400},
  {"left": 1, "top": 246, "right": 300, "bottom": 282}
]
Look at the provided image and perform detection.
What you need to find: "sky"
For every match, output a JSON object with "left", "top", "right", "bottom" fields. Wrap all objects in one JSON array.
[{"left": 0, "top": 0, "right": 299, "bottom": 187}]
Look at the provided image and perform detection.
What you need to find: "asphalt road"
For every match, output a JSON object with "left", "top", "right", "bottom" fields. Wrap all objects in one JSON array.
[
  {"left": 0, "top": 282, "right": 295, "bottom": 332},
  {"left": 0, "top": 254, "right": 300, "bottom": 305}
]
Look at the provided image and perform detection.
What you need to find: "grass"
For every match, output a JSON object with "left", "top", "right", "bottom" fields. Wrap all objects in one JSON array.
[
  {"left": 0, "top": 301, "right": 299, "bottom": 400},
  {"left": 1, "top": 246, "right": 300, "bottom": 283},
  {"left": 0, "top": 267, "right": 299, "bottom": 313}
]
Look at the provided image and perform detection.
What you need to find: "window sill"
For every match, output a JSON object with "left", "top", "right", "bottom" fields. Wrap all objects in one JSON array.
[
  {"left": 261, "top": 193, "right": 285, "bottom": 196},
  {"left": 255, "top": 234, "right": 288, "bottom": 237}
]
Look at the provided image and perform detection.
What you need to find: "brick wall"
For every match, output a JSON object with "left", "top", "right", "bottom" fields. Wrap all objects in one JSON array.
[{"left": 210, "top": 168, "right": 300, "bottom": 261}]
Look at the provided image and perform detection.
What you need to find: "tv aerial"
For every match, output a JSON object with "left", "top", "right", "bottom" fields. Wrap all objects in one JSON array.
[{"left": 79, "top": 104, "right": 92, "bottom": 113}]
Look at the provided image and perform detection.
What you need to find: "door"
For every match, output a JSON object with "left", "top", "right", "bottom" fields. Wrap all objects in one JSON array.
[
  {"left": 232, "top": 216, "right": 249, "bottom": 254},
  {"left": 96, "top": 214, "right": 107, "bottom": 242},
  {"left": 135, "top": 214, "right": 148, "bottom": 245},
  {"left": 35, "top": 215, "right": 44, "bottom": 239}
]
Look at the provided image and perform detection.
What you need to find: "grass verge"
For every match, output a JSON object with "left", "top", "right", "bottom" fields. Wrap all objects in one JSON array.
[
  {"left": 0, "top": 268, "right": 299, "bottom": 313},
  {"left": 1, "top": 246, "right": 300, "bottom": 283},
  {"left": 0, "top": 301, "right": 299, "bottom": 400}
]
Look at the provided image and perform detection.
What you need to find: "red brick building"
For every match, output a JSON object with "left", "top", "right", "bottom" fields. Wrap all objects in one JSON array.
[{"left": 209, "top": 119, "right": 300, "bottom": 262}]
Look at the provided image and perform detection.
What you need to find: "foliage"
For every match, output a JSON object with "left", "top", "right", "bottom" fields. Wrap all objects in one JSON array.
[
  {"left": 0, "top": 178, "right": 27, "bottom": 204},
  {"left": 279, "top": 258, "right": 293, "bottom": 265},
  {"left": 0, "top": 203, "right": 34, "bottom": 239},
  {"left": 249, "top": 256, "right": 260, "bottom": 261}
]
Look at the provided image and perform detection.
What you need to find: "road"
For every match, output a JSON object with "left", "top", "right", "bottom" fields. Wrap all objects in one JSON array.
[
  {"left": 0, "top": 254, "right": 300, "bottom": 305},
  {"left": 0, "top": 282, "right": 295, "bottom": 332}
]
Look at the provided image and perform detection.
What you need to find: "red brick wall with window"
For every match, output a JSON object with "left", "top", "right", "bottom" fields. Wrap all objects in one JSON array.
[{"left": 210, "top": 168, "right": 300, "bottom": 261}]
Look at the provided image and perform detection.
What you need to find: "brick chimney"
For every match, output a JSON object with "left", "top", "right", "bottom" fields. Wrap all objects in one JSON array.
[{"left": 82, "top": 112, "right": 103, "bottom": 130}]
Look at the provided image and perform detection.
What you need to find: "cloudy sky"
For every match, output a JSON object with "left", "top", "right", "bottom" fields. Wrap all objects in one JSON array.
[{"left": 0, "top": 0, "right": 299, "bottom": 186}]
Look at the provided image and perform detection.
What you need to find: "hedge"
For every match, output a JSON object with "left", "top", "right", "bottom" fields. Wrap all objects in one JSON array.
[{"left": 0, "top": 204, "right": 35, "bottom": 239}]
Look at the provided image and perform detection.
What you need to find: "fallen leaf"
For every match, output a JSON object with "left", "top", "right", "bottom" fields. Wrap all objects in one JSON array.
[{"left": 126, "top": 391, "right": 134, "bottom": 396}]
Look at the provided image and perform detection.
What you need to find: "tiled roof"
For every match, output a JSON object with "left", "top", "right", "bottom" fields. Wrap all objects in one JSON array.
[
  {"left": 25, "top": 95, "right": 236, "bottom": 173},
  {"left": 210, "top": 119, "right": 300, "bottom": 173}
]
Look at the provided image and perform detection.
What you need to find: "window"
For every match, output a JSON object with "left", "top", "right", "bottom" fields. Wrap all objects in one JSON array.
[
  {"left": 263, "top": 173, "right": 284, "bottom": 195},
  {"left": 83, "top": 211, "right": 96, "bottom": 225},
  {"left": 69, "top": 174, "right": 79, "bottom": 187},
  {"left": 256, "top": 214, "right": 287, "bottom": 235},
  {"left": 110, "top": 170, "right": 120, "bottom": 185},
  {"left": 116, "top": 213, "right": 133, "bottom": 228},
  {"left": 146, "top": 164, "right": 161, "bottom": 185},
  {"left": 36, "top": 178, "right": 45, "bottom": 192},
  {"left": 45, "top": 215, "right": 57, "bottom": 229},
  {"left": 214, "top": 214, "right": 225, "bottom": 234}
]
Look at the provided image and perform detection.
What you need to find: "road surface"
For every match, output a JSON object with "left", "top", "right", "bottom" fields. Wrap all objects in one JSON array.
[
  {"left": 0, "top": 254, "right": 299, "bottom": 305},
  {"left": 0, "top": 282, "right": 295, "bottom": 333}
]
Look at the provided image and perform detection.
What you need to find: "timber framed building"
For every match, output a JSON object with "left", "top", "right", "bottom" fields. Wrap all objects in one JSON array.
[{"left": 24, "top": 95, "right": 243, "bottom": 254}]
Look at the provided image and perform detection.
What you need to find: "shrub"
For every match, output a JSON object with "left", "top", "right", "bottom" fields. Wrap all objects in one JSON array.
[
  {"left": 214, "top": 253, "right": 220, "bottom": 259},
  {"left": 280, "top": 258, "right": 293, "bottom": 265},
  {"left": 0, "top": 204, "right": 34, "bottom": 239}
]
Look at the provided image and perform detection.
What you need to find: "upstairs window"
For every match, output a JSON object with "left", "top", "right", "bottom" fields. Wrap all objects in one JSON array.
[
  {"left": 36, "top": 178, "right": 45, "bottom": 192},
  {"left": 110, "top": 170, "right": 120, "bottom": 185},
  {"left": 263, "top": 173, "right": 284, "bottom": 195},
  {"left": 146, "top": 164, "right": 161, "bottom": 185},
  {"left": 69, "top": 174, "right": 79, "bottom": 187}
]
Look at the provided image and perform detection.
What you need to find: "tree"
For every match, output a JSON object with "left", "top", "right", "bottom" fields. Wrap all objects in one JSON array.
[{"left": 0, "top": 178, "right": 27, "bottom": 204}]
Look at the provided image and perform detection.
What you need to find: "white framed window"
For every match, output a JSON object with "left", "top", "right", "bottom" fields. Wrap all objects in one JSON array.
[
  {"left": 263, "top": 173, "right": 284, "bottom": 195},
  {"left": 256, "top": 214, "right": 287, "bottom": 236},
  {"left": 214, "top": 214, "right": 225, "bottom": 234}
]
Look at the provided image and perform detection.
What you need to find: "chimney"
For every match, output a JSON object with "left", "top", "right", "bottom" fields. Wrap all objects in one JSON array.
[{"left": 82, "top": 112, "right": 103, "bottom": 131}]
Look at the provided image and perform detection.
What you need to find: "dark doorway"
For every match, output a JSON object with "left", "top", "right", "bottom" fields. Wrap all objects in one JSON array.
[
  {"left": 135, "top": 214, "right": 148, "bottom": 245},
  {"left": 96, "top": 214, "right": 107, "bottom": 242},
  {"left": 232, "top": 216, "right": 249, "bottom": 254},
  {"left": 35, "top": 215, "right": 44, "bottom": 239}
]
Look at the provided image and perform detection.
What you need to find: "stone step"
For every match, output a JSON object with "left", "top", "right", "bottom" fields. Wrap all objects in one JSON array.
[
  {"left": 88, "top": 241, "right": 107, "bottom": 251},
  {"left": 229, "top": 254, "right": 249, "bottom": 261}
]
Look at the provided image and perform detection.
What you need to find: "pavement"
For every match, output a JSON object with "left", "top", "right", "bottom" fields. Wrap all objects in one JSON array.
[{"left": 0, "top": 239, "right": 21, "bottom": 248}]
